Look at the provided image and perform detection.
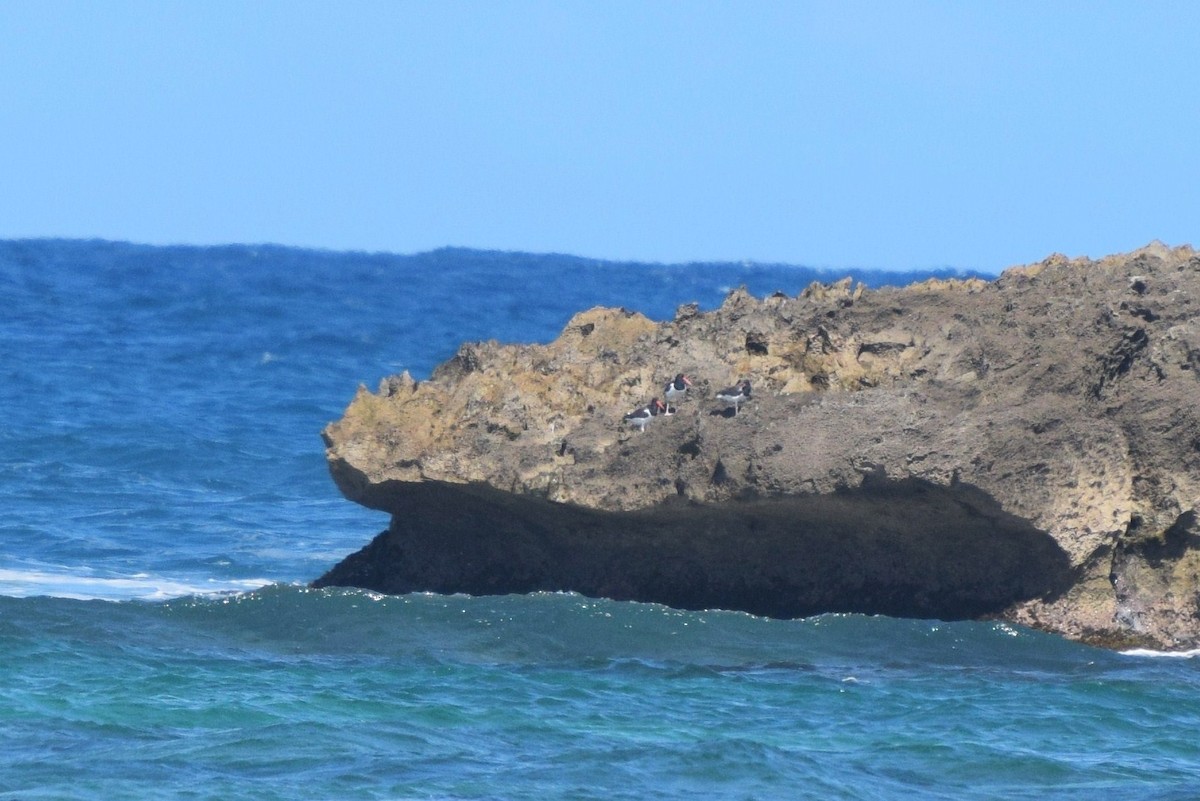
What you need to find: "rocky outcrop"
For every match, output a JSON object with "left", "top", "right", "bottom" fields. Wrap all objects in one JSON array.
[{"left": 315, "top": 243, "right": 1200, "bottom": 650}]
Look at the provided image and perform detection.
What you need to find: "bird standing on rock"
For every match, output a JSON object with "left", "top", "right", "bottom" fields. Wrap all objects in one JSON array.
[
  {"left": 663, "top": 373, "right": 692, "bottom": 414},
  {"left": 624, "top": 398, "right": 667, "bottom": 431},
  {"left": 715, "top": 379, "right": 751, "bottom": 416}
]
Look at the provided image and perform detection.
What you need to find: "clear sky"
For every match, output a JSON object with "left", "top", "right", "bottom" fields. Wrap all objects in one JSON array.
[{"left": 2, "top": 2, "right": 1198, "bottom": 271}]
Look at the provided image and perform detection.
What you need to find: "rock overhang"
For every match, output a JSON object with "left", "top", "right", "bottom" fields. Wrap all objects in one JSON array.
[{"left": 312, "top": 475, "right": 1074, "bottom": 623}]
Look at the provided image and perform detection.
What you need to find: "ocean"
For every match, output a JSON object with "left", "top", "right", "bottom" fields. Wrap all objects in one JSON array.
[{"left": 1, "top": 239, "right": 1197, "bottom": 800}]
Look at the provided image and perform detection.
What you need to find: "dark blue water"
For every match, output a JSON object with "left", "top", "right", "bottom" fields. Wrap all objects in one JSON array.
[{"left": 2, "top": 239, "right": 1197, "bottom": 800}]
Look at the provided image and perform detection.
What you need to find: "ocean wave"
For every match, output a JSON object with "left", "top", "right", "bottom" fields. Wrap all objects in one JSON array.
[
  {"left": 1120, "top": 646, "right": 1200, "bottom": 659},
  {"left": 0, "top": 566, "right": 273, "bottom": 601}
]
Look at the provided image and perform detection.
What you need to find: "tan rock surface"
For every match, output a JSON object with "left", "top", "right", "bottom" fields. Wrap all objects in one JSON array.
[{"left": 317, "top": 243, "right": 1200, "bottom": 650}]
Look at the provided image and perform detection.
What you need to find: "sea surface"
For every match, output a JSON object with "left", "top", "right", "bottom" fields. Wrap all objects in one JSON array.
[{"left": 2, "top": 239, "right": 1198, "bottom": 800}]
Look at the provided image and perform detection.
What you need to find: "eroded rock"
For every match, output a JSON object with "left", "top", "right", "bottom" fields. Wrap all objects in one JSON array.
[{"left": 316, "top": 243, "right": 1200, "bottom": 650}]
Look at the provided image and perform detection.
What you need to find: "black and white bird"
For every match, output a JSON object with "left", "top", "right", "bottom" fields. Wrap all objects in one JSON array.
[
  {"left": 714, "top": 379, "right": 751, "bottom": 416},
  {"left": 662, "top": 373, "right": 692, "bottom": 414},
  {"left": 623, "top": 398, "right": 667, "bottom": 431}
]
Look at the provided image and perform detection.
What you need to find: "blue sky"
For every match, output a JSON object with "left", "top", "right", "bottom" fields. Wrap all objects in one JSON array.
[{"left": 2, "top": 2, "right": 1197, "bottom": 271}]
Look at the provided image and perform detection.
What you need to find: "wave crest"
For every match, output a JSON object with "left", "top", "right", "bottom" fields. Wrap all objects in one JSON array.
[{"left": 0, "top": 567, "right": 272, "bottom": 601}]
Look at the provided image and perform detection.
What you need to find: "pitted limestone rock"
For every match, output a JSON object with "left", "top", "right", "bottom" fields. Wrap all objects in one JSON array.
[{"left": 319, "top": 243, "right": 1200, "bottom": 650}]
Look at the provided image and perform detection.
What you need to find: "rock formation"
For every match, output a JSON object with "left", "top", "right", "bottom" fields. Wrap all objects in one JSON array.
[{"left": 315, "top": 243, "right": 1200, "bottom": 651}]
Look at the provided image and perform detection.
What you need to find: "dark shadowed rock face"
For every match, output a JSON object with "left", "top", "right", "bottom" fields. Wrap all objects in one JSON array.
[
  {"left": 315, "top": 243, "right": 1200, "bottom": 650},
  {"left": 315, "top": 478, "right": 1072, "bottom": 622}
]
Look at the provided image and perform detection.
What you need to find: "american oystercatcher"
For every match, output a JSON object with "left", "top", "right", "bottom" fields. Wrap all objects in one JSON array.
[
  {"left": 714, "top": 379, "right": 751, "bottom": 416},
  {"left": 662, "top": 373, "right": 692, "bottom": 414},
  {"left": 623, "top": 398, "right": 667, "bottom": 431}
]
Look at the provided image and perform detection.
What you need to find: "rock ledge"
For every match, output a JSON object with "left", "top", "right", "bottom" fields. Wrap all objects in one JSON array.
[{"left": 316, "top": 244, "right": 1200, "bottom": 650}]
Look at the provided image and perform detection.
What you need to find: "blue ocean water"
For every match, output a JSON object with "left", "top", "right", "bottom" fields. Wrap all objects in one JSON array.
[{"left": 2, "top": 239, "right": 1198, "bottom": 799}]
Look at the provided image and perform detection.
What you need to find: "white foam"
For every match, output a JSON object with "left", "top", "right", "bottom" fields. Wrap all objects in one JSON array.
[
  {"left": 1120, "top": 646, "right": 1200, "bottom": 659},
  {"left": 0, "top": 567, "right": 272, "bottom": 602}
]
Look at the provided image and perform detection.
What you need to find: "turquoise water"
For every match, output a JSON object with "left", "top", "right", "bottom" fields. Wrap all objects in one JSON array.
[
  {"left": 2, "top": 240, "right": 1197, "bottom": 799},
  {"left": 5, "top": 591, "right": 1199, "bottom": 800}
]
